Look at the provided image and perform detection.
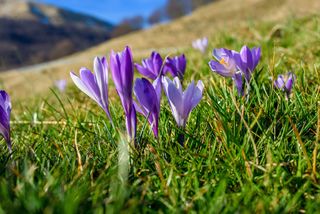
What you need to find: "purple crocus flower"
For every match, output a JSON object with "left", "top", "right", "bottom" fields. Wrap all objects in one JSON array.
[
  {"left": 55, "top": 79, "right": 67, "bottom": 92},
  {"left": 192, "top": 37, "right": 208, "bottom": 54},
  {"left": 164, "top": 54, "right": 187, "bottom": 79},
  {"left": 274, "top": 72, "right": 296, "bottom": 99},
  {"left": 134, "top": 78, "right": 160, "bottom": 138},
  {"left": 0, "top": 90, "right": 12, "bottom": 152},
  {"left": 162, "top": 76, "right": 204, "bottom": 128},
  {"left": 209, "top": 48, "right": 244, "bottom": 96},
  {"left": 135, "top": 51, "right": 163, "bottom": 80},
  {"left": 110, "top": 46, "right": 137, "bottom": 139},
  {"left": 237, "top": 46, "right": 261, "bottom": 82},
  {"left": 70, "top": 56, "right": 111, "bottom": 121}
]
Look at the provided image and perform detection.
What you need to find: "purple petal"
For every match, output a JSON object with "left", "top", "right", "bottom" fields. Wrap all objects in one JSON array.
[
  {"left": 274, "top": 75, "right": 285, "bottom": 89},
  {"left": 173, "top": 77, "right": 183, "bottom": 94},
  {"left": 70, "top": 71, "right": 98, "bottom": 103},
  {"left": 177, "top": 54, "right": 187, "bottom": 76},
  {"left": 285, "top": 72, "right": 296, "bottom": 93},
  {"left": 233, "top": 72, "right": 244, "bottom": 96},
  {"left": 183, "top": 80, "right": 204, "bottom": 118},
  {"left": 192, "top": 37, "right": 208, "bottom": 53},
  {"left": 233, "top": 51, "right": 246, "bottom": 72},
  {"left": 152, "top": 51, "right": 163, "bottom": 77},
  {"left": 55, "top": 79, "right": 67, "bottom": 92},
  {"left": 94, "top": 57, "right": 109, "bottom": 109},
  {"left": 0, "top": 91, "right": 11, "bottom": 150},
  {"left": 110, "top": 50, "right": 123, "bottom": 93},
  {"left": 125, "top": 105, "right": 137, "bottom": 140},
  {"left": 167, "top": 80, "right": 184, "bottom": 126},
  {"left": 0, "top": 106, "right": 10, "bottom": 142},
  {"left": 240, "top": 46, "right": 253, "bottom": 71},
  {"left": 135, "top": 63, "right": 157, "bottom": 79},
  {"left": 121, "top": 46, "right": 134, "bottom": 97},
  {"left": 0, "top": 91, "right": 11, "bottom": 111},
  {"left": 191, "top": 80, "right": 204, "bottom": 109},
  {"left": 133, "top": 101, "right": 147, "bottom": 117},
  {"left": 110, "top": 47, "right": 134, "bottom": 115},
  {"left": 252, "top": 47, "right": 261, "bottom": 69},
  {"left": 162, "top": 77, "right": 182, "bottom": 124},
  {"left": 182, "top": 81, "right": 196, "bottom": 118},
  {"left": 134, "top": 77, "right": 160, "bottom": 138},
  {"left": 134, "top": 78, "right": 157, "bottom": 113},
  {"left": 165, "top": 58, "right": 178, "bottom": 77},
  {"left": 209, "top": 60, "right": 234, "bottom": 77},
  {"left": 152, "top": 76, "right": 162, "bottom": 105},
  {"left": 213, "top": 48, "right": 225, "bottom": 61},
  {"left": 79, "top": 68, "right": 101, "bottom": 102}
]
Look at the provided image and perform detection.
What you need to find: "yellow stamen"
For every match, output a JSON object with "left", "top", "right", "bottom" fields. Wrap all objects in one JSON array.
[{"left": 219, "top": 58, "right": 228, "bottom": 66}]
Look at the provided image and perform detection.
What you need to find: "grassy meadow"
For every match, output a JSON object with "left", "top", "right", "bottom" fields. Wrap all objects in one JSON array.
[{"left": 0, "top": 14, "right": 320, "bottom": 213}]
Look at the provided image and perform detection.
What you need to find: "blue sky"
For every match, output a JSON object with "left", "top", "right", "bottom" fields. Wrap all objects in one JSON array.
[{"left": 36, "top": 0, "right": 167, "bottom": 24}]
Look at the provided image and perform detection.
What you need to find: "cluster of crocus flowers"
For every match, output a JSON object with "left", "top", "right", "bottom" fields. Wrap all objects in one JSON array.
[
  {"left": 209, "top": 45, "right": 261, "bottom": 96},
  {"left": 274, "top": 72, "right": 296, "bottom": 99},
  {"left": 70, "top": 46, "right": 204, "bottom": 143},
  {"left": 0, "top": 90, "right": 12, "bottom": 152},
  {"left": 192, "top": 37, "right": 208, "bottom": 54},
  {"left": 71, "top": 47, "right": 137, "bottom": 140}
]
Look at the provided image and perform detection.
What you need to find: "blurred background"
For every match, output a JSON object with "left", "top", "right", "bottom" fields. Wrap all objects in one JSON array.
[
  {"left": 0, "top": 0, "right": 214, "bottom": 71},
  {"left": 0, "top": 0, "right": 319, "bottom": 98}
]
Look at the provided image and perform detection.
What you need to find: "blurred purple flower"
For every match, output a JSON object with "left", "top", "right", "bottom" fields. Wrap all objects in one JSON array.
[
  {"left": 135, "top": 51, "right": 163, "bottom": 80},
  {"left": 164, "top": 54, "right": 187, "bottom": 79},
  {"left": 70, "top": 56, "right": 111, "bottom": 121},
  {"left": 55, "top": 79, "right": 67, "bottom": 92},
  {"left": 110, "top": 46, "right": 136, "bottom": 139},
  {"left": 274, "top": 72, "right": 296, "bottom": 99},
  {"left": 192, "top": 37, "right": 208, "bottom": 53},
  {"left": 134, "top": 78, "right": 160, "bottom": 138},
  {"left": 162, "top": 76, "right": 204, "bottom": 128},
  {"left": 209, "top": 48, "right": 244, "bottom": 96},
  {"left": 237, "top": 46, "right": 261, "bottom": 82},
  {"left": 0, "top": 90, "right": 12, "bottom": 152}
]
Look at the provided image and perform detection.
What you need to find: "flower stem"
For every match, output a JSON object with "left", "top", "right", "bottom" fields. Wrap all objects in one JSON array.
[{"left": 178, "top": 133, "right": 185, "bottom": 147}]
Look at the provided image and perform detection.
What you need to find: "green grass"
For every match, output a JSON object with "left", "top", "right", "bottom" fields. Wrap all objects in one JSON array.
[{"left": 0, "top": 15, "right": 320, "bottom": 213}]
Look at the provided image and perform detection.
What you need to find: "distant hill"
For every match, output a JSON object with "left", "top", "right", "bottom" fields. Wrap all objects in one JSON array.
[
  {"left": 0, "top": 0, "right": 114, "bottom": 71},
  {"left": 1, "top": 0, "right": 320, "bottom": 98}
]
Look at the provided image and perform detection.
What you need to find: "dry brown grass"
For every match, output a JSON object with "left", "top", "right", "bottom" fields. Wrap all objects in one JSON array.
[{"left": 1, "top": 0, "right": 319, "bottom": 99}]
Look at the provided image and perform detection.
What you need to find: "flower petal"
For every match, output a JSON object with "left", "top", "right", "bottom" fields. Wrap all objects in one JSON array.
[
  {"left": 285, "top": 72, "right": 296, "bottom": 93},
  {"left": 94, "top": 57, "right": 109, "bottom": 108},
  {"left": 233, "top": 72, "right": 244, "bottom": 96},
  {"left": 209, "top": 60, "right": 234, "bottom": 77},
  {"left": 134, "top": 78, "right": 157, "bottom": 113},
  {"left": 70, "top": 71, "right": 99, "bottom": 103},
  {"left": 252, "top": 47, "right": 261, "bottom": 69},
  {"left": 240, "top": 46, "right": 253, "bottom": 71},
  {"left": 135, "top": 63, "right": 156, "bottom": 79},
  {"left": 162, "top": 76, "right": 183, "bottom": 126},
  {"left": 274, "top": 75, "right": 285, "bottom": 89}
]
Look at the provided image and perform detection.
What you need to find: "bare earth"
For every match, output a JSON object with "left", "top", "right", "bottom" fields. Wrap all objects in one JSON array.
[{"left": 1, "top": 0, "right": 319, "bottom": 98}]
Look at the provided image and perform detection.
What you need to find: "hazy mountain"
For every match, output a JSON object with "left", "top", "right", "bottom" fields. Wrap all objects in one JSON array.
[{"left": 0, "top": 0, "right": 114, "bottom": 71}]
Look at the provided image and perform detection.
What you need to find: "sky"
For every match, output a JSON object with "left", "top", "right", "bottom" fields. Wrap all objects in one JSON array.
[{"left": 36, "top": 0, "right": 167, "bottom": 24}]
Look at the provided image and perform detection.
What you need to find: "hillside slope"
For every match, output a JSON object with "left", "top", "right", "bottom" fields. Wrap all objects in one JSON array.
[
  {"left": 0, "top": 0, "right": 113, "bottom": 71},
  {"left": 1, "top": 0, "right": 320, "bottom": 98}
]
